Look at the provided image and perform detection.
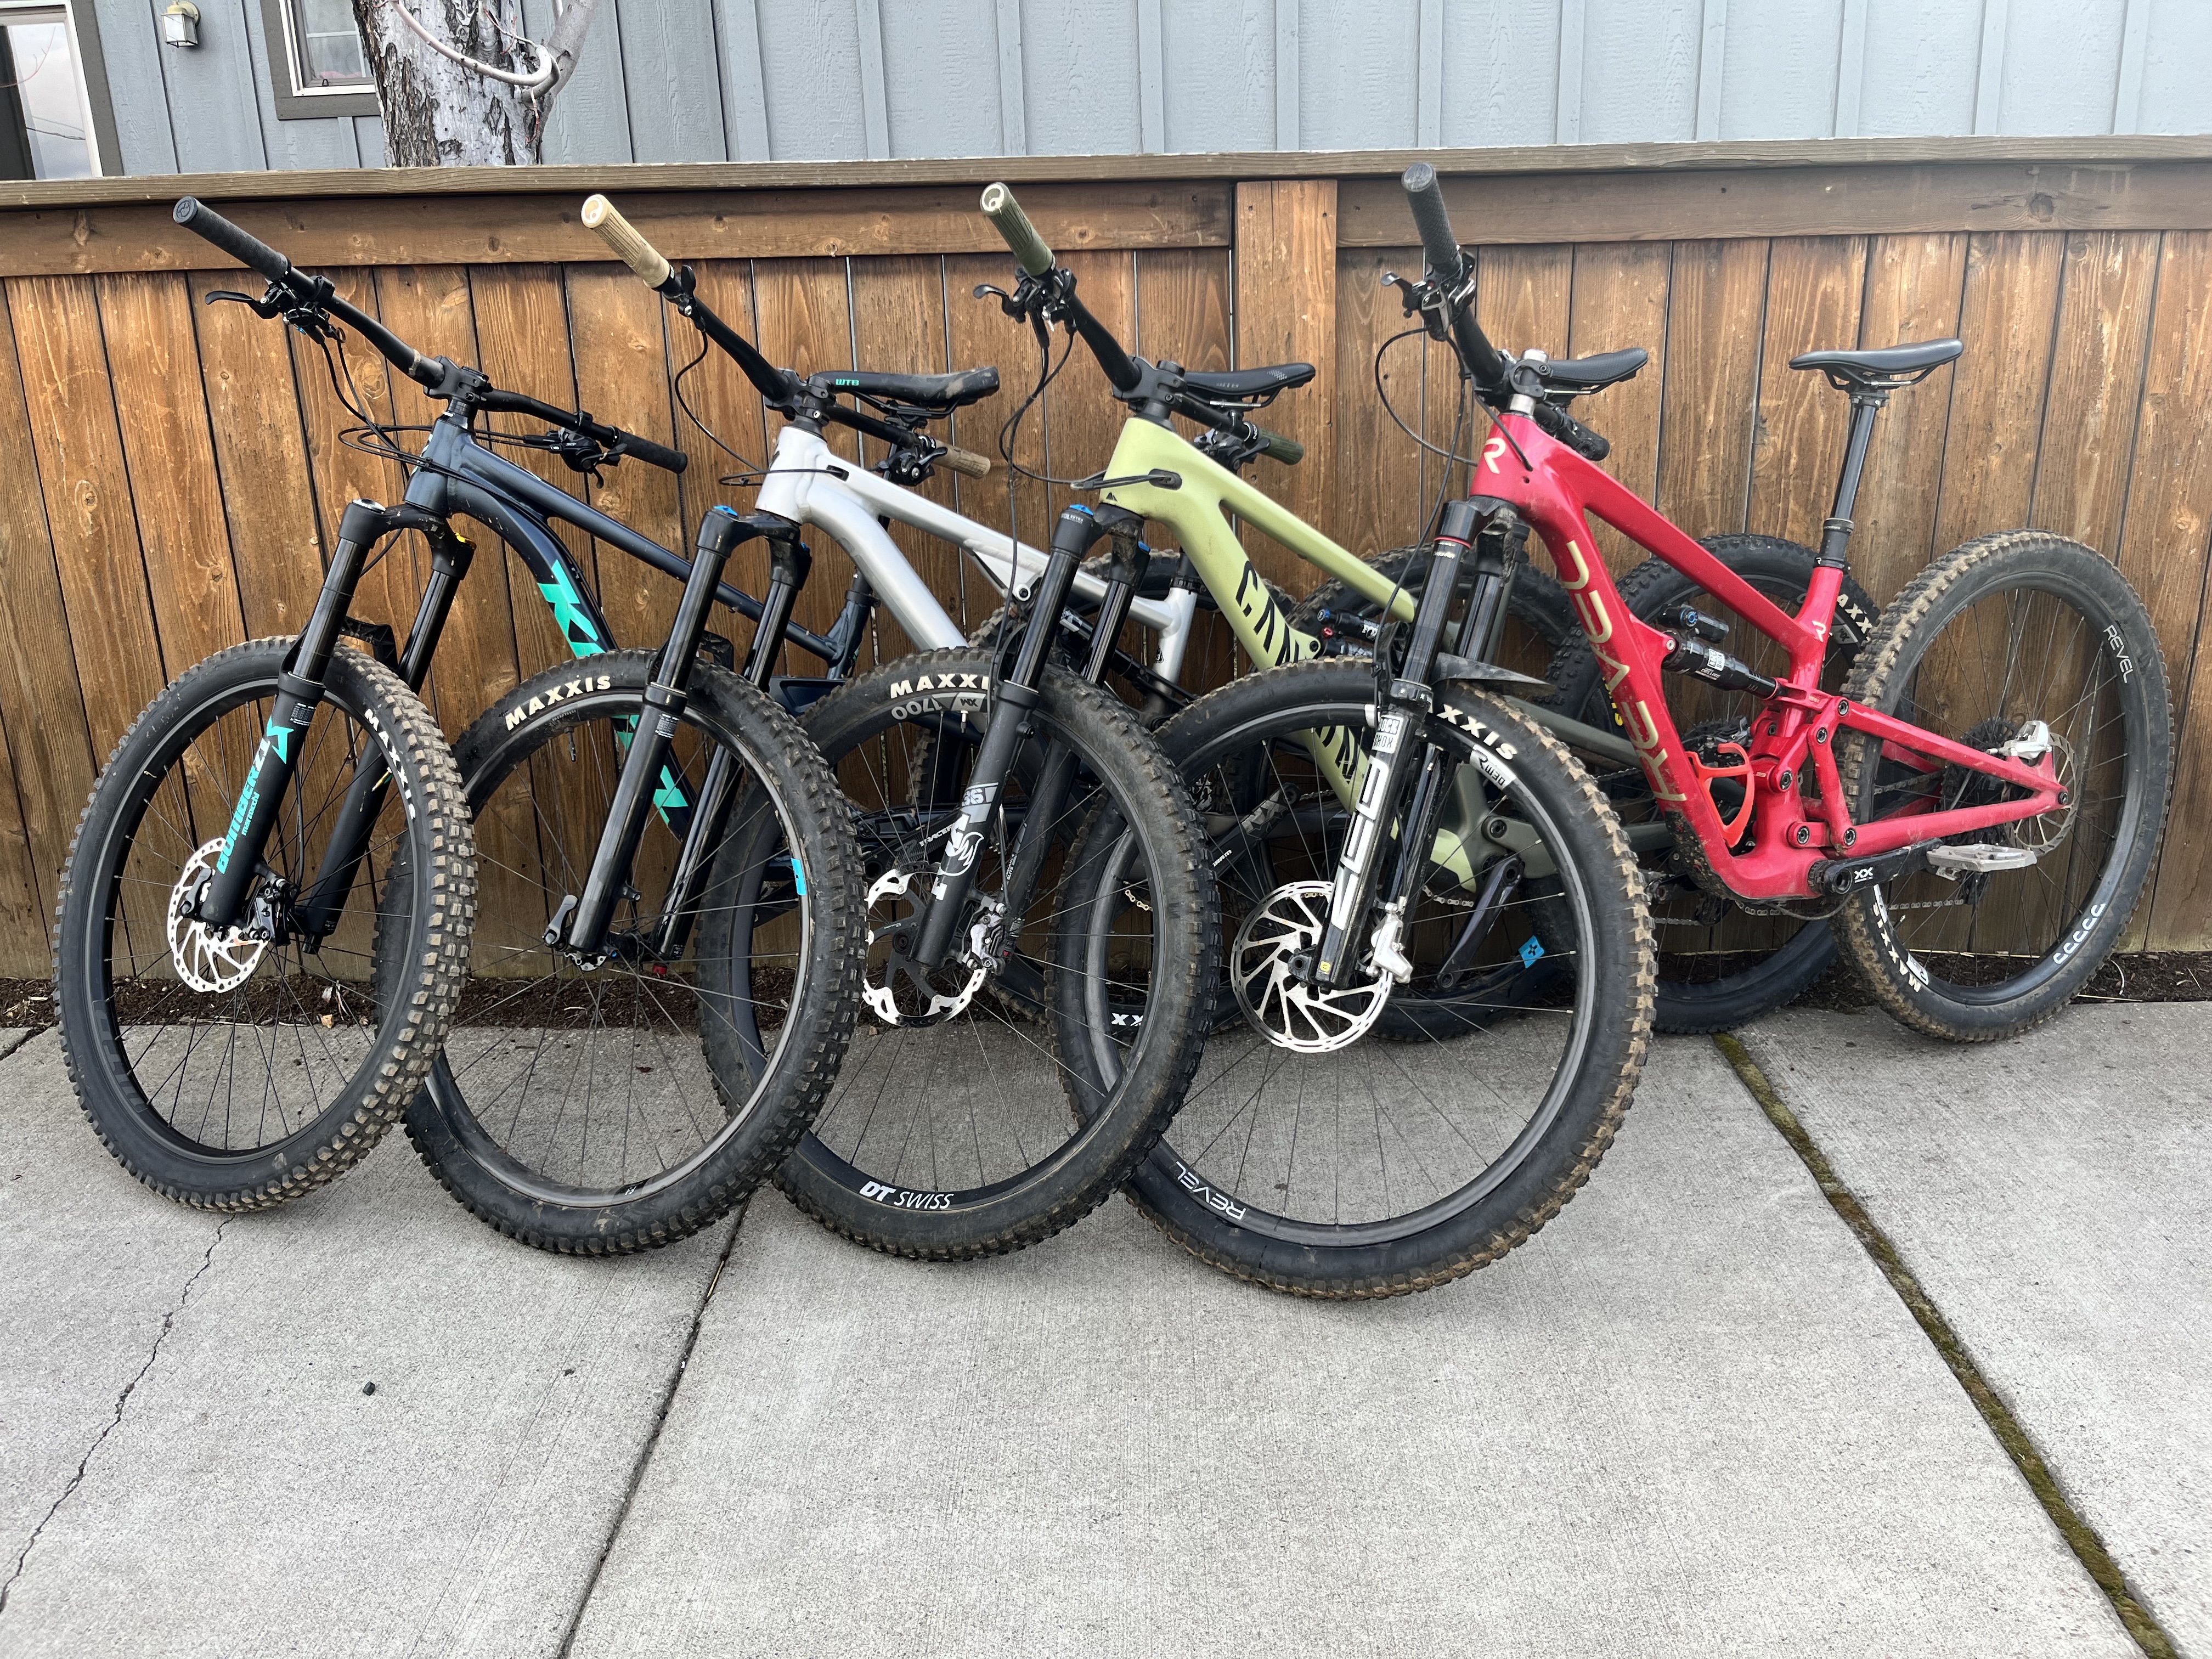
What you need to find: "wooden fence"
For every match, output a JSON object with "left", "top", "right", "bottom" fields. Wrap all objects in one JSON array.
[{"left": 1, "top": 137, "right": 2209, "bottom": 974}]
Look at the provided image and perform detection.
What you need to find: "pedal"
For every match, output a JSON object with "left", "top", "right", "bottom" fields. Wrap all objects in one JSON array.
[{"left": 1926, "top": 843, "right": 2038, "bottom": 877}]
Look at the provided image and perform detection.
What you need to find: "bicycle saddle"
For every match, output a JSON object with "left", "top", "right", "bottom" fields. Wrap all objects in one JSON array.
[
  {"left": 827, "top": 366, "right": 1001, "bottom": 410},
  {"left": 1178, "top": 362, "right": 1316, "bottom": 400},
  {"left": 1530, "top": 347, "right": 1649, "bottom": 393},
  {"left": 1789, "top": 338, "right": 1962, "bottom": 388}
]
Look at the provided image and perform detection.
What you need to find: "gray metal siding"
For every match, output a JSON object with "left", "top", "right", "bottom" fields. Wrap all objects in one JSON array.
[{"left": 86, "top": 0, "right": 2212, "bottom": 176}]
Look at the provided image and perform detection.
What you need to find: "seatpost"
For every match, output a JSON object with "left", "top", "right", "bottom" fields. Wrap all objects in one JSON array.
[{"left": 1819, "top": 393, "right": 1888, "bottom": 569}]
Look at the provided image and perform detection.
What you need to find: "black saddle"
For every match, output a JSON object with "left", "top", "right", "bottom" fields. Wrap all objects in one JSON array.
[
  {"left": 1530, "top": 347, "right": 1648, "bottom": 394},
  {"left": 1179, "top": 362, "right": 1316, "bottom": 401},
  {"left": 1790, "top": 338, "right": 1962, "bottom": 391},
  {"left": 827, "top": 366, "right": 1000, "bottom": 410}
]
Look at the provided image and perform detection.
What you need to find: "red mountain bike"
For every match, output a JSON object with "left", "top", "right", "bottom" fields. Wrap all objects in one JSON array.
[{"left": 1398, "top": 164, "right": 2171, "bottom": 1041}]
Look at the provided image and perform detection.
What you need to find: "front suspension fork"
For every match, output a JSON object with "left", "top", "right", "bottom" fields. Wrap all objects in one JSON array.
[
  {"left": 290, "top": 507, "right": 475, "bottom": 945},
  {"left": 200, "top": 499, "right": 428, "bottom": 934},
  {"left": 907, "top": 503, "right": 1137, "bottom": 968},
  {"left": 554, "top": 506, "right": 791, "bottom": 959}
]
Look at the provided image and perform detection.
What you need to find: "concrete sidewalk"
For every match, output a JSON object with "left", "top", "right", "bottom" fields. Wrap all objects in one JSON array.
[{"left": 0, "top": 1008, "right": 2201, "bottom": 1657}]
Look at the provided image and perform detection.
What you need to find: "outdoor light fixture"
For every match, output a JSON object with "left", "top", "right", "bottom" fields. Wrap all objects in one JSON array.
[{"left": 161, "top": 1, "right": 200, "bottom": 47}]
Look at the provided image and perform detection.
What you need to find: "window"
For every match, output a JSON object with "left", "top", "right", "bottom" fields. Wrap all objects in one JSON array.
[
  {"left": 263, "top": 0, "right": 377, "bottom": 119},
  {"left": 0, "top": 2, "right": 99, "bottom": 179}
]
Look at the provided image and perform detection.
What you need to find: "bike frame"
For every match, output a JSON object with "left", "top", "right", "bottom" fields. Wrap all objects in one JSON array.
[
  {"left": 1474, "top": 414, "right": 2064, "bottom": 901},
  {"left": 754, "top": 424, "right": 1198, "bottom": 679},
  {"left": 1098, "top": 417, "right": 1419, "bottom": 670}
]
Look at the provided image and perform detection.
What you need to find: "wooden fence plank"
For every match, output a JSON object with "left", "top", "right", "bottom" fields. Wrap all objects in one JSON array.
[
  {"left": 1134, "top": 247, "right": 1237, "bottom": 684},
  {"left": 373, "top": 264, "right": 522, "bottom": 736},
  {"left": 944, "top": 252, "right": 1048, "bottom": 634},
  {"left": 6, "top": 275, "right": 169, "bottom": 755},
  {"left": 1747, "top": 238, "right": 1870, "bottom": 551},
  {"left": 0, "top": 182, "right": 1232, "bottom": 280},
  {"left": 0, "top": 708, "right": 46, "bottom": 975},
  {"left": 1933, "top": 235, "right": 2068, "bottom": 555},
  {"left": 2033, "top": 230, "right": 2160, "bottom": 555},
  {"left": 1567, "top": 242, "right": 1671, "bottom": 574},
  {"left": 1234, "top": 180, "right": 1337, "bottom": 598},
  {"left": 465, "top": 262, "right": 601, "bottom": 680},
  {"left": 1654, "top": 239, "right": 1769, "bottom": 538},
  {"left": 565, "top": 264, "right": 695, "bottom": 658},
  {"left": 96, "top": 273, "right": 249, "bottom": 674},
  {"left": 1844, "top": 234, "right": 1970, "bottom": 606},
  {"left": 747, "top": 258, "right": 860, "bottom": 652},
  {"left": 0, "top": 280, "right": 97, "bottom": 954},
  {"left": 1336, "top": 162, "right": 2212, "bottom": 249},
  {"left": 2114, "top": 233, "right": 2212, "bottom": 949},
  {"left": 1043, "top": 251, "right": 1137, "bottom": 528},
  {"left": 190, "top": 278, "right": 326, "bottom": 638},
  {"left": 852, "top": 254, "right": 963, "bottom": 664},
  {"left": 1329, "top": 246, "right": 1429, "bottom": 568}
]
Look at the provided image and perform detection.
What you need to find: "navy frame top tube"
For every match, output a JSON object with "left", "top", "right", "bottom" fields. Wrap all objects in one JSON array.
[{"left": 403, "top": 415, "right": 840, "bottom": 663}]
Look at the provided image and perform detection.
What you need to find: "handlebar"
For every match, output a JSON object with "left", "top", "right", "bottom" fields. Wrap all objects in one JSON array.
[
  {"left": 979, "top": 182, "right": 1142, "bottom": 394},
  {"left": 1398, "top": 164, "right": 1510, "bottom": 396},
  {"left": 477, "top": 386, "right": 689, "bottom": 474},
  {"left": 938, "top": 445, "right": 994, "bottom": 479},
  {"left": 1249, "top": 422, "right": 1305, "bottom": 467},
  {"left": 174, "top": 196, "right": 442, "bottom": 391},
  {"left": 979, "top": 182, "right": 1055, "bottom": 278},
  {"left": 1532, "top": 400, "right": 1610, "bottom": 464},
  {"left": 580, "top": 193, "right": 675, "bottom": 290}
]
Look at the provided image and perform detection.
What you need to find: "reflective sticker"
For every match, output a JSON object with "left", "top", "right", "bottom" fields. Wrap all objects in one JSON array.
[{"left": 1519, "top": 936, "right": 1545, "bottom": 969}]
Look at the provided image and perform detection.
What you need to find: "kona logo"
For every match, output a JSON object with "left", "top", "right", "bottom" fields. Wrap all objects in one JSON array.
[
  {"left": 1174, "top": 1161, "right": 1246, "bottom": 1222},
  {"left": 503, "top": 673, "right": 614, "bottom": 731}
]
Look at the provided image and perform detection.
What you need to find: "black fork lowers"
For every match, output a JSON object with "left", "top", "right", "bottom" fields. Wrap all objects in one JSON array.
[
  {"left": 906, "top": 502, "right": 1137, "bottom": 968},
  {"left": 552, "top": 506, "right": 794, "bottom": 959},
  {"left": 196, "top": 497, "right": 414, "bottom": 933}
]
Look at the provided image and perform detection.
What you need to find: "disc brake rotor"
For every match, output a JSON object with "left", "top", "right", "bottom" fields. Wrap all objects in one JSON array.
[
  {"left": 1232, "top": 879, "right": 1390, "bottom": 1054},
  {"left": 167, "top": 838, "right": 269, "bottom": 993},
  {"left": 860, "top": 868, "right": 1000, "bottom": 1028}
]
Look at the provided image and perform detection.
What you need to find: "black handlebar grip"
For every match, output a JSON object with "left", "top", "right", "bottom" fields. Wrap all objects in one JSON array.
[
  {"left": 614, "top": 432, "right": 689, "bottom": 474},
  {"left": 1533, "top": 400, "right": 1611, "bottom": 464},
  {"left": 1401, "top": 163, "right": 1466, "bottom": 284},
  {"left": 980, "top": 182, "right": 1055, "bottom": 278},
  {"left": 1251, "top": 423, "right": 1305, "bottom": 466},
  {"left": 173, "top": 198, "right": 292, "bottom": 284}
]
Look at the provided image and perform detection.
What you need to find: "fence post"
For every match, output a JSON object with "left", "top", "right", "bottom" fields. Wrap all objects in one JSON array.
[{"left": 1233, "top": 178, "right": 1336, "bottom": 590}]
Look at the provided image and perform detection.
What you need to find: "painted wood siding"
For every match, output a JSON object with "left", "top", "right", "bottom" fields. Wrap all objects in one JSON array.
[{"left": 97, "top": 0, "right": 2212, "bottom": 177}]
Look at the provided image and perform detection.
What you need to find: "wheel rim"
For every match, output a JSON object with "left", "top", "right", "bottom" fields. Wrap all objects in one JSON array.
[
  {"left": 1856, "top": 570, "right": 2149, "bottom": 1004},
  {"left": 82, "top": 669, "right": 416, "bottom": 1161},
  {"left": 1151, "top": 691, "right": 1603, "bottom": 1247},
  {"left": 430, "top": 684, "right": 819, "bottom": 1206}
]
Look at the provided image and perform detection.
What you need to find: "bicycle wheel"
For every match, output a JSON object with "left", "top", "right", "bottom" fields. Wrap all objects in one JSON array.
[
  {"left": 1833, "top": 531, "right": 2171, "bottom": 1041},
  {"left": 1130, "top": 658, "right": 1654, "bottom": 1298},
  {"left": 55, "top": 639, "right": 473, "bottom": 1210},
  {"left": 1612, "top": 536, "right": 1880, "bottom": 1031},
  {"left": 782, "top": 646, "right": 1218, "bottom": 1259},
  {"left": 401, "top": 652, "right": 865, "bottom": 1254}
]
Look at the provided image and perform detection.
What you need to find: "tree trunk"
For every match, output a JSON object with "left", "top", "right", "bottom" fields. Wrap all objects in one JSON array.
[{"left": 352, "top": 0, "right": 596, "bottom": 165}]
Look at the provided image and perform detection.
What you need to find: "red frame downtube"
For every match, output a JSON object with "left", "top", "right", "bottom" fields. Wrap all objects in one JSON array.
[{"left": 1477, "top": 416, "right": 2062, "bottom": 902}]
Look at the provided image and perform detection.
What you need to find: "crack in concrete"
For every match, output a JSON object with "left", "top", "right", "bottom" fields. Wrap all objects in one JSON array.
[
  {"left": 552, "top": 1204, "right": 747, "bottom": 1659},
  {"left": 0, "top": 1029, "right": 41, "bottom": 1064},
  {"left": 0, "top": 1216, "right": 231, "bottom": 1618},
  {"left": 1713, "top": 1031, "right": 2181, "bottom": 1659}
]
